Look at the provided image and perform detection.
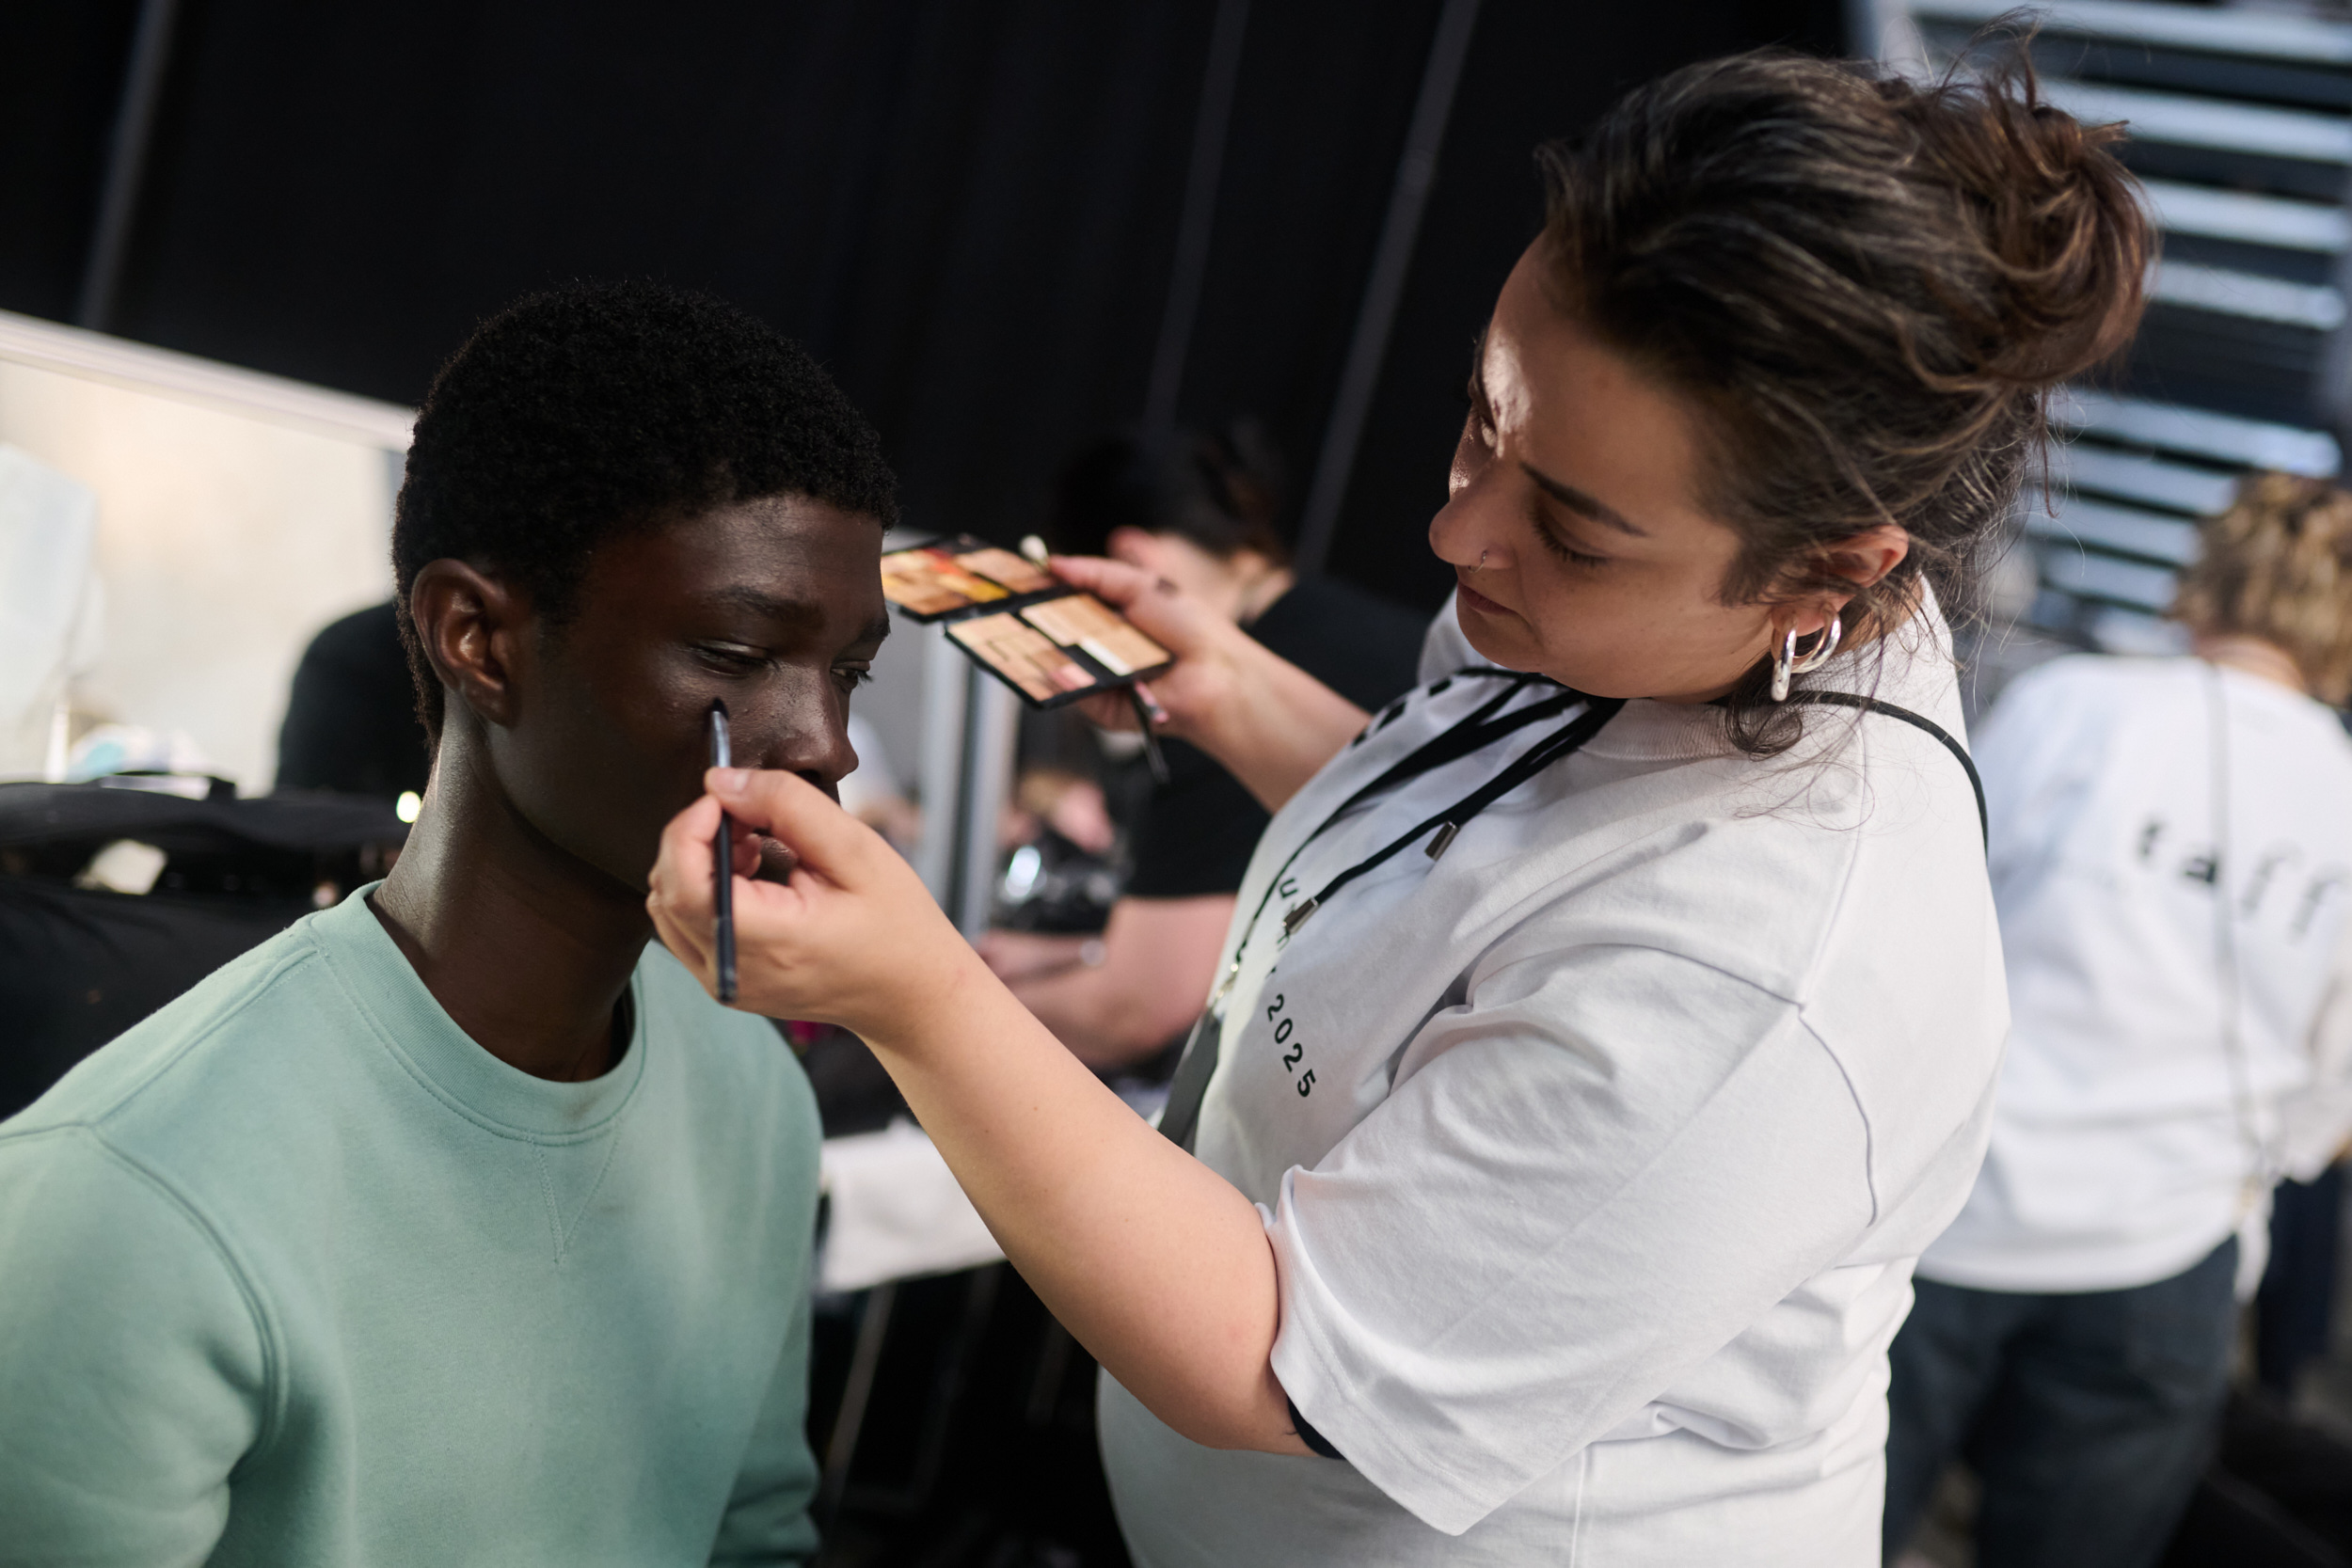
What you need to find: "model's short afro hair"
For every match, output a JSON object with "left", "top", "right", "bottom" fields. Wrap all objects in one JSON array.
[{"left": 391, "top": 279, "right": 898, "bottom": 736}]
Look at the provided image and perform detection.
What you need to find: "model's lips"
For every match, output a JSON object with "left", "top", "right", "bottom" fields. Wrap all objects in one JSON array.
[{"left": 1455, "top": 576, "right": 1517, "bottom": 620}]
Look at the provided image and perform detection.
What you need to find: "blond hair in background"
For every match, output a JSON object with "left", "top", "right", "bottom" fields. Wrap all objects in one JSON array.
[{"left": 2174, "top": 471, "right": 2352, "bottom": 705}]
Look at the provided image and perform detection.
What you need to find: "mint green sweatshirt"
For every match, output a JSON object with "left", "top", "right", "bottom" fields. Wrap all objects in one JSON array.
[{"left": 0, "top": 888, "right": 821, "bottom": 1565}]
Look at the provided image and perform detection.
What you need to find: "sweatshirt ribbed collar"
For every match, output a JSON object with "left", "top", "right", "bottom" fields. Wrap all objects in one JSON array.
[{"left": 306, "top": 884, "right": 648, "bottom": 1141}]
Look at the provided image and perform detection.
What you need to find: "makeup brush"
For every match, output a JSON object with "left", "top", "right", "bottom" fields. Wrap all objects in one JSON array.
[{"left": 707, "top": 699, "right": 738, "bottom": 1005}]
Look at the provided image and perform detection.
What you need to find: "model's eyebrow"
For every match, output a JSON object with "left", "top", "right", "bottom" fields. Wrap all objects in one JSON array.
[
  {"left": 1521, "top": 464, "right": 1648, "bottom": 538},
  {"left": 709, "top": 587, "right": 889, "bottom": 644}
]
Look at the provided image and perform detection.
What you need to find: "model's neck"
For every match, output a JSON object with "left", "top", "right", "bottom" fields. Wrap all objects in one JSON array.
[
  {"left": 2194, "top": 633, "right": 2310, "bottom": 696},
  {"left": 370, "top": 738, "right": 650, "bottom": 1083}
]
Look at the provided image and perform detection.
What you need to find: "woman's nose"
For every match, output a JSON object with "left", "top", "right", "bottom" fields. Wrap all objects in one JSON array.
[{"left": 1428, "top": 481, "right": 1503, "bottom": 573}]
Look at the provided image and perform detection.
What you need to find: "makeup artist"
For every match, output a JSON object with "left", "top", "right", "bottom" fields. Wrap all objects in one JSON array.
[{"left": 650, "top": 49, "right": 2151, "bottom": 1565}]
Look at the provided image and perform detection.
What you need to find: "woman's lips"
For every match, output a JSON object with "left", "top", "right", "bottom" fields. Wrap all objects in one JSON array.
[{"left": 1455, "top": 577, "right": 1514, "bottom": 619}]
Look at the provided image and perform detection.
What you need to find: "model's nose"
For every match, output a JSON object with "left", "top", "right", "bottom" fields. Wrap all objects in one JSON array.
[{"left": 751, "top": 705, "right": 856, "bottom": 795}]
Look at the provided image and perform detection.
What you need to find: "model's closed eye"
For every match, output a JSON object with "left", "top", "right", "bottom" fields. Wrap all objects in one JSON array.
[{"left": 694, "top": 641, "right": 775, "bottom": 675}]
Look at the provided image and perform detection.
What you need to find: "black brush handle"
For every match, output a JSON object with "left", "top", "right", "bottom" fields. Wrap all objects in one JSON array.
[
  {"left": 708, "top": 702, "right": 739, "bottom": 1004},
  {"left": 1129, "top": 688, "right": 1170, "bottom": 785}
]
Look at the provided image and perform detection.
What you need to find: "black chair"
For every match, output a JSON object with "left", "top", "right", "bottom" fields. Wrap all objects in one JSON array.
[{"left": 0, "top": 780, "right": 405, "bottom": 1118}]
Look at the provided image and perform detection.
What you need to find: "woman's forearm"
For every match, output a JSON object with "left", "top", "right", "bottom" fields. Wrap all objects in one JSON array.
[
  {"left": 1001, "top": 895, "right": 1235, "bottom": 1069},
  {"left": 1179, "top": 630, "right": 1371, "bottom": 814},
  {"left": 868, "top": 948, "right": 1307, "bottom": 1454}
]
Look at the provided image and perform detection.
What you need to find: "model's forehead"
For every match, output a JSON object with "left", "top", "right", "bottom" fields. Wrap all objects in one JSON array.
[
  {"left": 570, "top": 494, "right": 885, "bottom": 624},
  {"left": 617, "top": 495, "right": 879, "bottom": 572}
]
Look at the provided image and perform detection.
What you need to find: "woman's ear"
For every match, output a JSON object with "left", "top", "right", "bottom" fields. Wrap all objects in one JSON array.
[
  {"left": 1818, "top": 524, "right": 1911, "bottom": 594},
  {"left": 1783, "top": 524, "right": 1912, "bottom": 638},
  {"left": 406, "top": 560, "right": 529, "bottom": 730}
]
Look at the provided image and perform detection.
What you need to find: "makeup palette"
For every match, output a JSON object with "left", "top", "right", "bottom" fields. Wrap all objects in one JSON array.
[{"left": 879, "top": 534, "right": 1174, "bottom": 710}]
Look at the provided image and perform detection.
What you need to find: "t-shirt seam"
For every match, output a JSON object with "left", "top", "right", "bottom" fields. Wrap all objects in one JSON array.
[
  {"left": 33, "top": 1124, "right": 288, "bottom": 1464},
  {"left": 1794, "top": 1013, "right": 1881, "bottom": 1226}
]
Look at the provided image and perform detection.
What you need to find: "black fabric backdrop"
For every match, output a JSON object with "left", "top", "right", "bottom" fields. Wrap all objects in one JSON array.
[{"left": 2, "top": 0, "right": 1841, "bottom": 610}]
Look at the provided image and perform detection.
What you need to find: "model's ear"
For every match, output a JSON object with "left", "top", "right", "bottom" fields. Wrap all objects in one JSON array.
[{"left": 406, "top": 559, "right": 530, "bottom": 729}]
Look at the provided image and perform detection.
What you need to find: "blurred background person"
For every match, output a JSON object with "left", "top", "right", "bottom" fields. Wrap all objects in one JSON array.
[
  {"left": 1884, "top": 473, "right": 2352, "bottom": 1568},
  {"left": 275, "top": 600, "right": 432, "bottom": 804},
  {"left": 977, "top": 423, "right": 1423, "bottom": 1072}
]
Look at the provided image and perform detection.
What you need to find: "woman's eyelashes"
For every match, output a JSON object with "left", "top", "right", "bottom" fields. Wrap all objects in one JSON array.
[
  {"left": 832, "top": 664, "right": 873, "bottom": 698},
  {"left": 1529, "top": 503, "right": 1610, "bottom": 570}
]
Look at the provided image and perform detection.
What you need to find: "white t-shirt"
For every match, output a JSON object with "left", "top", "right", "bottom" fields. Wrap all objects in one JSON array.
[
  {"left": 1919, "top": 655, "right": 2352, "bottom": 1295},
  {"left": 1102, "top": 597, "right": 2006, "bottom": 1566}
]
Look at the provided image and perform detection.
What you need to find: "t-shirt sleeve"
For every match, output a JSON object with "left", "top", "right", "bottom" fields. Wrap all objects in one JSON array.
[
  {"left": 1262, "top": 941, "right": 1873, "bottom": 1535},
  {"left": 708, "top": 1080, "right": 824, "bottom": 1565},
  {"left": 0, "top": 1129, "right": 267, "bottom": 1564}
]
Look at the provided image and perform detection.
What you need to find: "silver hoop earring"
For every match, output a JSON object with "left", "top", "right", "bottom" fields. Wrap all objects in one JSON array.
[{"left": 1770, "top": 617, "right": 1843, "bottom": 703}]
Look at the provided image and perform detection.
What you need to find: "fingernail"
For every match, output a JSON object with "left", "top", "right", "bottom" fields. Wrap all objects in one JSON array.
[{"left": 710, "top": 768, "right": 751, "bottom": 793}]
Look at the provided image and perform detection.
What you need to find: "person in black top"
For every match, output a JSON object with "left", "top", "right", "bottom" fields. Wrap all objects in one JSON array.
[
  {"left": 979, "top": 424, "right": 1424, "bottom": 1070},
  {"left": 275, "top": 600, "right": 433, "bottom": 801}
]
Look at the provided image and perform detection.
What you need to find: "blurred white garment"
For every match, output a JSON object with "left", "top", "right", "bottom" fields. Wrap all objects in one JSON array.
[
  {"left": 1923, "top": 656, "right": 2352, "bottom": 1295},
  {"left": 818, "top": 1119, "right": 1002, "bottom": 1292},
  {"left": 836, "top": 712, "right": 899, "bottom": 818},
  {"left": 0, "top": 446, "right": 101, "bottom": 779}
]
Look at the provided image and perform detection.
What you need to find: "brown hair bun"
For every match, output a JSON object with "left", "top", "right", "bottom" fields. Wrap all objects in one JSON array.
[{"left": 1890, "top": 57, "right": 2149, "bottom": 388}]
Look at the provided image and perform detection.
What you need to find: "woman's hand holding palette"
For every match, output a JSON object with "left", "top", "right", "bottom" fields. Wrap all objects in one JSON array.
[{"left": 880, "top": 535, "right": 1175, "bottom": 709}]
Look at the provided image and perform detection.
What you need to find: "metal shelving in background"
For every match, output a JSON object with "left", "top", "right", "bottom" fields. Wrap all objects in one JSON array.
[{"left": 1898, "top": 0, "right": 2350, "bottom": 657}]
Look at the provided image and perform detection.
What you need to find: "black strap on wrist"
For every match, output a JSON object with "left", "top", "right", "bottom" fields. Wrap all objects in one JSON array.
[{"left": 1287, "top": 1394, "right": 1344, "bottom": 1461}]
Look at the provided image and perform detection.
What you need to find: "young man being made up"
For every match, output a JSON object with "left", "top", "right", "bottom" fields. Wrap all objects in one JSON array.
[{"left": 0, "top": 283, "right": 895, "bottom": 1565}]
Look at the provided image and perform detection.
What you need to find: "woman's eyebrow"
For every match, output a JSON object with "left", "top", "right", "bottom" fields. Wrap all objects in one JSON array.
[{"left": 1520, "top": 464, "right": 1648, "bottom": 538}]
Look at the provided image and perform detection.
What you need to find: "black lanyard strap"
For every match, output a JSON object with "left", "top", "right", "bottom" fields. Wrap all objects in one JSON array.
[
  {"left": 1224, "top": 675, "right": 1569, "bottom": 958},
  {"left": 1783, "top": 691, "right": 1986, "bottom": 850},
  {"left": 1282, "top": 695, "right": 1626, "bottom": 936},
  {"left": 1157, "top": 687, "right": 1624, "bottom": 1150},
  {"left": 1337, "top": 688, "right": 1586, "bottom": 816}
]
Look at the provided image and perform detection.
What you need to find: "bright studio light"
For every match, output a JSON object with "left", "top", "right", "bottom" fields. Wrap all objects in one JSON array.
[{"left": 395, "top": 790, "right": 422, "bottom": 824}]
